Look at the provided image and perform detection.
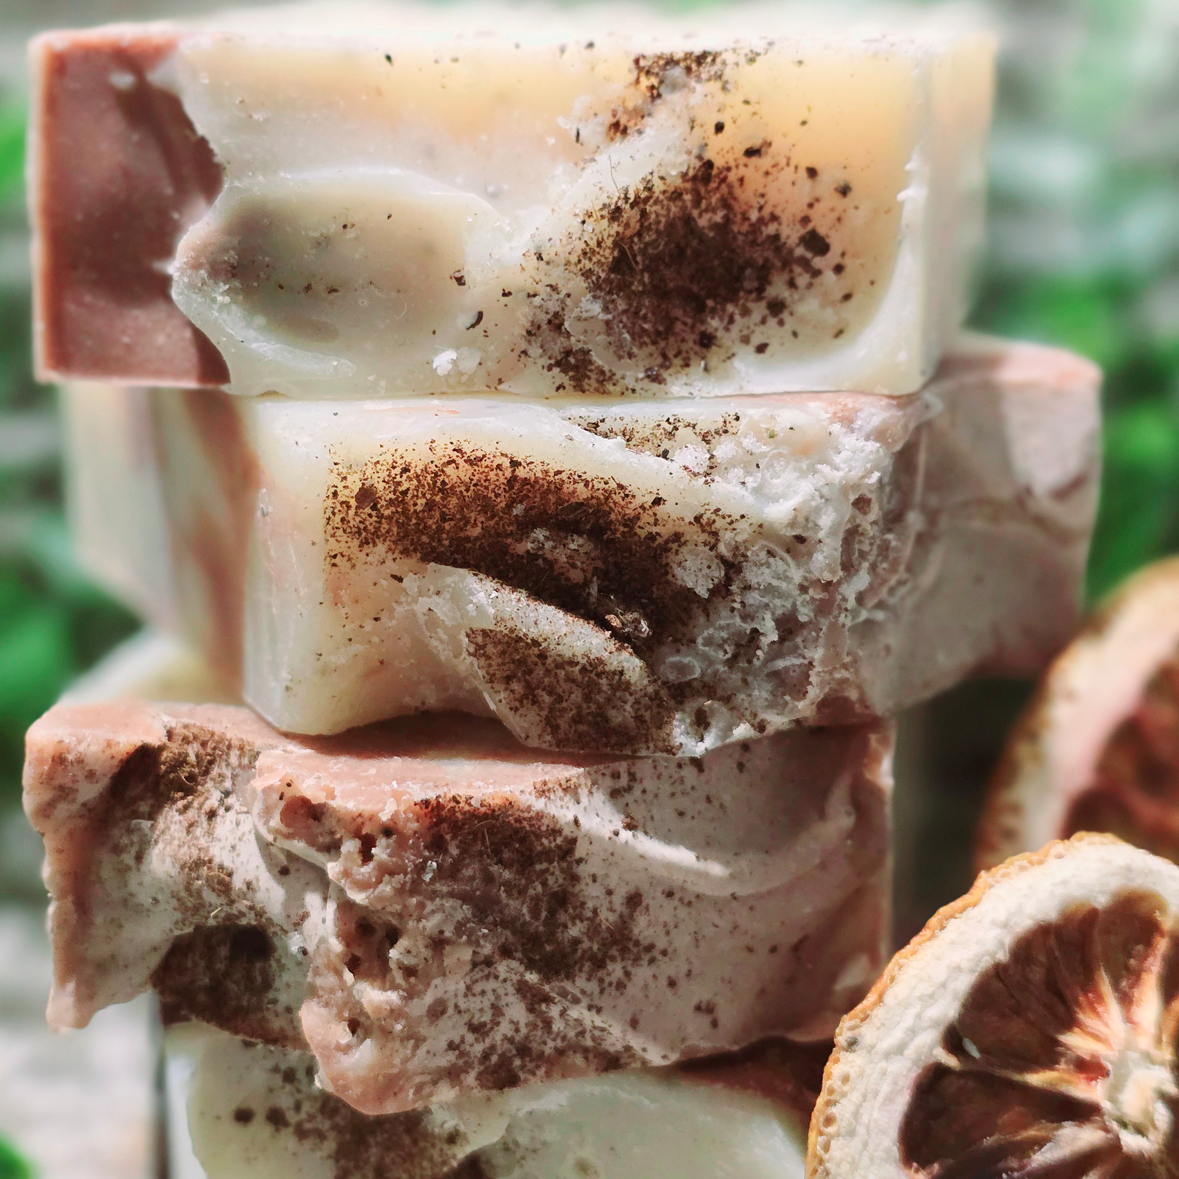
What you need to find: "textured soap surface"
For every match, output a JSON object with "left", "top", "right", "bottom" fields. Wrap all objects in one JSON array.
[
  {"left": 62, "top": 337, "right": 1100, "bottom": 755},
  {"left": 31, "top": 3, "right": 994, "bottom": 396},
  {"left": 23, "top": 701, "right": 891, "bottom": 1114},
  {"left": 166, "top": 1024, "right": 816, "bottom": 1179}
]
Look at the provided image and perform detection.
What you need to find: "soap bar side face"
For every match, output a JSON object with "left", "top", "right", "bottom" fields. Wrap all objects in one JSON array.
[
  {"left": 22, "top": 700, "right": 892, "bottom": 1113},
  {"left": 31, "top": 14, "right": 995, "bottom": 396},
  {"left": 30, "top": 30, "right": 229, "bottom": 386},
  {"left": 857, "top": 337, "right": 1102, "bottom": 704},
  {"left": 60, "top": 380, "right": 255, "bottom": 689},
  {"left": 167, "top": 32, "right": 920, "bottom": 398},
  {"left": 920, "top": 33, "right": 996, "bottom": 372},
  {"left": 59, "top": 630, "right": 239, "bottom": 707},
  {"left": 245, "top": 344, "right": 1095, "bottom": 750},
  {"left": 60, "top": 381, "right": 179, "bottom": 624},
  {"left": 58, "top": 338, "right": 1099, "bottom": 755},
  {"left": 167, "top": 1024, "right": 813, "bottom": 1179}
]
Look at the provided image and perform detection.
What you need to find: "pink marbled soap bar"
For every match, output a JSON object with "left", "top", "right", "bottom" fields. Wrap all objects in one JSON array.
[{"left": 24, "top": 700, "right": 890, "bottom": 1115}]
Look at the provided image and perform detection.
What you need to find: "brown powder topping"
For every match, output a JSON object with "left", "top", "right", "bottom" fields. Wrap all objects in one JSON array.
[
  {"left": 521, "top": 314, "right": 621, "bottom": 395},
  {"left": 321, "top": 1102, "right": 462, "bottom": 1179},
  {"left": 226, "top": 1050, "right": 470, "bottom": 1179},
  {"left": 599, "top": 50, "right": 729, "bottom": 143},
  {"left": 418, "top": 793, "right": 647, "bottom": 987},
  {"left": 97, "top": 722, "right": 257, "bottom": 871},
  {"left": 463, "top": 623, "right": 678, "bottom": 752},
  {"left": 63, "top": 717, "right": 310, "bottom": 1049},
  {"left": 569, "top": 409, "right": 744, "bottom": 462},
  {"left": 153, "top": 924, "right": 303, "bottom": 1048},
  {"left": 571, "top": 156, "right": 829, "bottom": 365},
  {"left": 524, "top": 125, "right": 855, "bottom": 392},
  {"left": 318, "top": 398, "right": 912, "bottom": 752},
  {"left": 633, "top": 50, "right": 727, "bottom": 98},
  {"left": 324, "top": 441, "right": 735, "bottom": 655},
  {"left": 282, "top": 772, "right": 660, "bottom": 1097}
]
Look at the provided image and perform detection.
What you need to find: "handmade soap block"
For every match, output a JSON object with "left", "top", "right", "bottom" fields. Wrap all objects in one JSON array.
[
  {"left": 59, "top": 630, "right": 238, "bottom": 709},
  {"left": 61, "top": 337, "right": 1101, "bottom": 755},
  {"left": 31, "top": 4, "right": 994, "bottom": 397},
  {"left": 164, "top": 1023, "right": 818, "bottom": 1179},
  {"left": 24, "top": 701, "right": 891, "bottom": 1114}
]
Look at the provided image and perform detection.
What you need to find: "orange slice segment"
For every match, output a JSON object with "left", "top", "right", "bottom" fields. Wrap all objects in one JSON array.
[
  {"left": 808, "top": 834, "right": 1179, "bottom": 1178},
  {"left": 978, "top": 556, "right": 1179, "bottom": 872}
]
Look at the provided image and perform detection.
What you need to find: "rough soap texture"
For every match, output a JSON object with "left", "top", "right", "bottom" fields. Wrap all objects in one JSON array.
[
  {"left": 24, "top": 701, "right": 891, "bottom": 1115},
  {"left": 63, "top": 336, "right": 1100, "bottom": 754}
]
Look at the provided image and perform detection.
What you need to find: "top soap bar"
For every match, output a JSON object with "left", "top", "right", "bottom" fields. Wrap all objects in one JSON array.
[{"left": 30, "top": 3, "right": 995, "bottom": 398}]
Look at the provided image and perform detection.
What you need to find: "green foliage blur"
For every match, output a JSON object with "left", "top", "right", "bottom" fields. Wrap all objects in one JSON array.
[
  {"left": 1, "top": 0, "right": 1179, "bottom": 817},
  {"left": 0, "top": 1136, "right": 32, "bottom": 1179},
  {"left": 972, "top": 0, "right": 1179, "bottom": 599}
]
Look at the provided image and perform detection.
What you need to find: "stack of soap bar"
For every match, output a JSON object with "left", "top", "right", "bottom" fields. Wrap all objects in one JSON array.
[
  {"left": 61, "top": 335, "right": 1100, "bottom": 752},
  {"left": 31, "top": 5, "right": 994, "bottom": 398},
  {"left": 20, "top": 6, "right": 1106, "bottom": 1176}
]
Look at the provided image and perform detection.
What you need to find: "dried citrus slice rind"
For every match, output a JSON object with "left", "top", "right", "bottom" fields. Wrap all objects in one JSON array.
[
  {"left": 978, "top": 556, "right": 1179, "bottom": 871},
  {"left": 807, "top": 834, "right": 1179, "bottom": 1178}
]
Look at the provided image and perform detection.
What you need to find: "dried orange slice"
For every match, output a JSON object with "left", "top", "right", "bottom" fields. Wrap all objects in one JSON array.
[
  {"left": 807, "top": 834, "right": 1179, "bottom": 1178},
  {"left": 978, "top": 556, "right": 1179, "bottom": 871}
]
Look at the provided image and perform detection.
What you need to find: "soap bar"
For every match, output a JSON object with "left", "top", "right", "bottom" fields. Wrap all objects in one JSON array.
[
  {"left": 31, "top": 5, "right": 995, "bottom": 397},
  {"left": 60, "top": 631, "right": 238, "bottom": 708},
  {"left": 23, "top": 701, "right": 891, "bottom": 1114},
  {"left": 61, "top": 337, "right": 1101, "bottom": 755},
  {"left": 165, "top": 1023, "right": 817, "bottom": 1179}
]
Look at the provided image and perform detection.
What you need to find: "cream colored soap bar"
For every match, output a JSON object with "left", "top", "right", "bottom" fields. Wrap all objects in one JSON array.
[
  {"left": 60, "top": 630, "right": 238, "bottom": 707},
  {"left": 24, "top": 701, "right": 890, "bottom": 1115},
  {"left": 62, "top": 338, "right": 1100, "bottom": 756},
  {"left": 165, "top": 1024, "right": 815, "bottom": 1179},
  {"left": 31, "top": 3, "right": 994, "bottom": 397}
]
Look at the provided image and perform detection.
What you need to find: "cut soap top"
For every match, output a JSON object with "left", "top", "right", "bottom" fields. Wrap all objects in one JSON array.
[{"left": 30, "top": 2, "right": 995, "bottom": 397}]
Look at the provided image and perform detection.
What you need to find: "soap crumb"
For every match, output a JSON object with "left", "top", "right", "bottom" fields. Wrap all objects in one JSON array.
[{"left": 432, "top": 350, "right": 458, "bottom": 376}]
